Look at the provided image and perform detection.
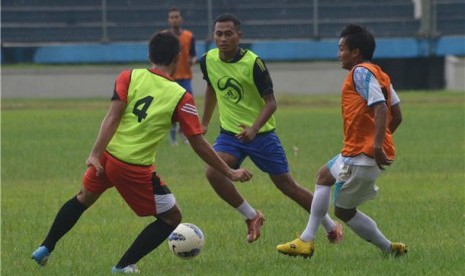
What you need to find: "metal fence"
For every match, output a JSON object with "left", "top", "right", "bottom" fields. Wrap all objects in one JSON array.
[{"left": 1, "top": 0, "right": 464, "bottom": 44}]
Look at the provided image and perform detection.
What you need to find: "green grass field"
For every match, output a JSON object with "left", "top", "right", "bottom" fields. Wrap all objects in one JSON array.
[{"left": 2, "top": 92, "right": 464, "bottom": 275}]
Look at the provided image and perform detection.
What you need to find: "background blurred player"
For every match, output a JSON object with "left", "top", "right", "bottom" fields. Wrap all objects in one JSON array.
[{"left": 166, "top": 7, "right": 197, "bottom": 145}]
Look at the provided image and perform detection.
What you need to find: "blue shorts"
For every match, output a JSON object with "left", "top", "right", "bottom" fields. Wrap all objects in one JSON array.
[
  {"left": 213, "top": 131, "right": 289, "bottom": 175},
  {"left": 176, "top": 79, "right": 193, "bottom": 94}
]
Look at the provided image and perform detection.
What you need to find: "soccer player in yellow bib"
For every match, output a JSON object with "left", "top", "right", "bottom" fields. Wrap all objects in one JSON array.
[
  {"left": 200, "top": 13, "right": 343, "bottom": 244},
  {"left": 31, "top": 32, "right": 252, "bottom": 273},
  {"left": 277, "top": 24, "right": 407, "bottom": 258}
]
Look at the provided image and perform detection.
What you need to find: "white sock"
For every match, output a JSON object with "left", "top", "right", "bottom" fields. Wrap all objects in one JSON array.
[
  {"left": 236, "top": 201, "right": 257, "bottom": 220},
  {"left": 300, "top": 185, "right": 331, "bottom": 241},
  {"left": 321, "top": 214, "right": 337, "bottom": 233},
  {"left": 346, "top": 211, "right": 391, "bottom": 252},
  {"left": 315, "top": 186, "right": 337, "bottom": 233}
]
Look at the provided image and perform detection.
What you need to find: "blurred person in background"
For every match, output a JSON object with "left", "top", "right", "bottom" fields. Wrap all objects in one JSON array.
[{"left": 166, "top": 7, "right": 197, "bottom": 145}]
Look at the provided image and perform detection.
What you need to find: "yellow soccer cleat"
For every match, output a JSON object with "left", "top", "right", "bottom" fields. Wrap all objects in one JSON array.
[
  {"left": 390, "top": 242, "right": 408, "bottom": 256},
  {"left": 276, "top": 238, "right": 314, "bottom": 258}
]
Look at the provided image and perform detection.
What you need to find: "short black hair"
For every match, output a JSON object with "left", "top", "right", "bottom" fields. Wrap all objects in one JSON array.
[
  {"left": 212, "top": 13, "right": 241, "bottom": 30},
  {"left": 168, "top": 7, "right": 182, "bottom": 16},
  {"left": 340, "top": 24, "right": 376, "bottom": 60},
  {"left": 148, "top": 32, "right": 180, "bottom": 66}
]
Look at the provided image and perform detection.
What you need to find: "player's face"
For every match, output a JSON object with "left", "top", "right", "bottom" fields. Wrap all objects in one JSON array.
[
  {"left": 168, "top": 11, "right": 182, "bottom": 28},
  {"left": 337, "top": 37, "right": 358, "bottom": 70},
  {"left": 213, "top": 21, "right": 242, "bottom": 55}
]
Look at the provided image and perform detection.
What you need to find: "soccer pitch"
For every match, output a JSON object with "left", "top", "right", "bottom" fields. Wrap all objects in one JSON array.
[{"left": 1, "top": 92, "right": 464, "bottom": 275}]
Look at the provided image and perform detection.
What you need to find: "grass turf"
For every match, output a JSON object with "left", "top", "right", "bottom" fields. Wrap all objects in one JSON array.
[{"left": 1, "top": 92, "right": 464, "bottom": 275}]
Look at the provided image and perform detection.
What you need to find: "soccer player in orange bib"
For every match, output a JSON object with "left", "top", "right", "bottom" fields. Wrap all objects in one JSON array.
[
  {"left": 31, "top": 32, "right": 252, "bottom": 273},
  {"left": 277, "top": 24, "right": 406, "bottom": 258},
  {"left": 166, "top": 7, "right": 197, "bottom": 145}
]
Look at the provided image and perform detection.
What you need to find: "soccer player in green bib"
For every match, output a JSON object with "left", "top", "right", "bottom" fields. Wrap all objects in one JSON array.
[
  {"left": 31, "top": 32, "right": 252, "bottom": 273},
  {"left": 200, "top": 13, "right": 343, "bottom": 243}
]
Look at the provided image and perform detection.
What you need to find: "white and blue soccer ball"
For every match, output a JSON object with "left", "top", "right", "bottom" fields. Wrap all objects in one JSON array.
[{"left": 168, "top": 223, "right": 205, "bottom": 259}]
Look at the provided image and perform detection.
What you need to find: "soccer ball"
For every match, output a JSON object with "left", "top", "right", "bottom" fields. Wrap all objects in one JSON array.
[{"left": 168, "top": 223, "right": 205, "bottom": 259}]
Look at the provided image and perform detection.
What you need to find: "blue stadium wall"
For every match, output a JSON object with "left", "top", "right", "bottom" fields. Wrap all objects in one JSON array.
[
  {"left": 2, "top": 36, "right": 464, "bottom": 89},
  {"left": 2, "top": 37, "right": 464, "bottom": 63}
]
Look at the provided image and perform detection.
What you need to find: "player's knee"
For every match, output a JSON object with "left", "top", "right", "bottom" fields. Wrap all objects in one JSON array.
[
  {"left": 316, "top": 166, "right": 335, "bottom": 186},
  {"left": 334, "top": 206, "right": 356, "bottom": 222},
  {"left": 158, "top": 205, "right": 182, "bottom": 227},
  {"left": 271, "top": 173, "right": 297, "bottom": 190},
  {"left": 170, "top": 205, "right": 182, "bottom": 225},
  {"left": 76, "top": 188, "right": 100, "bottom": 208},
  {"left": 205, "top": 166, "right": 222, "bottom": 182},
  {"left": 171, "top": 212, "right": 182, "bottom": 226},
  {"left": 277, "top": 181, "right": 299, "bottom": 195}
]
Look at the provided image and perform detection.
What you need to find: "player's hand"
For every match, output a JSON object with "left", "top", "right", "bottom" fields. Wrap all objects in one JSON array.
[
  {"left": 229, "top": 168, "right": 253, "bottom": 182},
  {"left": 86, "top": 155, "right": 104, "bottom": 176},
  {"left": 190, "top": 56, "right": 198, "bottom": 66},
  {"left": 373, "top": 147, "right": 392, "bottom": 170},
  {"left": 235, "top": 124, "right": 257, "bottom": 142}
]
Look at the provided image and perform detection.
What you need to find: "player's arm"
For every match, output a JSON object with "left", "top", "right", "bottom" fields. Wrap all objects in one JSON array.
[
  {"left": 86, "top": 70, "right": 129, "bottom": 175},
  {"left": 176, "top": 94, "right": 252, "bottom": 182},
  {"left": 373, "top": 102, "right": 392, "bottom": 170},
  {"left": 188, "top": 134, "right": 252, "bottom": 182},
  {"left": 86, "top": 99, "right": 125, "bottom": 175},
  {"left": 189, "top": 36, "right": 197, "bottom": 65},
  {"left": 199, "top": 55, "right": 216, "bottom": 134},
  {"left": 236, "top": 57, "right": 276, "bottom": 142},
  {"left": 236, "top": 93, "right": 276, "bottom": 142},
  {"left": 390, "top": 103, "right": 402, "bottom": 134},
  {"left": 201, "top": 85, "right": 217, "bottom": 134},
  {"left": 389, "top": 85, "right": 402, "bottom": 134},
  {"left": 353, "top": 66, "right": 392, "bottom": 169}
]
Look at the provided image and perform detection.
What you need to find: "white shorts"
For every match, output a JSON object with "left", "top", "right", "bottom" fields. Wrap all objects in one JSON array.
[
  {"left": 155, "top": 194, "right": 176, "bottom": 214},
  {"left": 328, "top": 154, "right": 381, "bottom": 209}
]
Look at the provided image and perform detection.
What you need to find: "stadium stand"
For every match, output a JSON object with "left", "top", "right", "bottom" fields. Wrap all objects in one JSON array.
[
  {"left": 436, "top": 0, "right": 465, "bottom": 36},
  {"left": 2, "top": 0, "right": 464, "bottom": 44},
  {"left": 0, "top": 0, "right": 442, "bottom": 44},
  {"left": 1, "top": 0, "right": 463, "bottom": 90}
]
